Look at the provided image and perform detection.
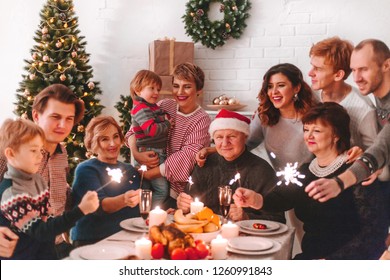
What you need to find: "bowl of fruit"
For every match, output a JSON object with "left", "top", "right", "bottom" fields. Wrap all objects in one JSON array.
[{"left": 173, "top": 207, "right": 221, "bottom": 243}]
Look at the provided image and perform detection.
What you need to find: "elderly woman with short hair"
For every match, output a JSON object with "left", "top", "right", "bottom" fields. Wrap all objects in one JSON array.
[
  {"left": 177, "top": 109, "right": 285, "bottom": 223},
  {"left": 234, "top": 102, "right": 388, "bottom": 259},
  {"left": 71, "top": 116, "right": 141, "bottom": 247}
]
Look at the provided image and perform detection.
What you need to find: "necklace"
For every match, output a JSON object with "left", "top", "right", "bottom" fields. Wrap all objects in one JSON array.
[{"left": 309, "top": 153, "right": 347, "bottom": 177}]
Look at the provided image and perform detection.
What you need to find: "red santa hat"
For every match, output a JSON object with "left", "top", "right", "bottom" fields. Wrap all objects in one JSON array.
[{"left": 209, "top": 109, "right": 251, "bottom": 137}]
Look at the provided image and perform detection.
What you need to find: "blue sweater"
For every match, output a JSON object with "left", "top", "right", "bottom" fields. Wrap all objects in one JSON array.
[{"left": 71, "top": 158, "right": 140, "bottom": 242}]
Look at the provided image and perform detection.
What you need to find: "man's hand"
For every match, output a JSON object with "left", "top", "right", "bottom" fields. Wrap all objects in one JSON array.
[
  {"left": 233, "top": 187, "right": 263, "bottom": 210},
  {"left": 176, "top": 193, "right": 193, "bottom": 214}
]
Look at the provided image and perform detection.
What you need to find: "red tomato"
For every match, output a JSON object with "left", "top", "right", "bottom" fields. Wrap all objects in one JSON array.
[
  {"left": 195, "top": 242, "right": 209, "bottom": 259},
  {"left": 170, "top": 248, "right": 187, "bottom": 260},
  {"left": 151, "top": 243, "right": 165, "bottom": 259},
  {"left": 185, "top": 247, "right": 199, "bottom": 260},
  {"left": 194, "top": 239, "right": 204, "bottom": 246}
]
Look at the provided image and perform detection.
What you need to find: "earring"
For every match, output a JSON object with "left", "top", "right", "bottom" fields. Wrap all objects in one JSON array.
[{"left": 293, "top": 93, "right": 298, "bottom": 102}]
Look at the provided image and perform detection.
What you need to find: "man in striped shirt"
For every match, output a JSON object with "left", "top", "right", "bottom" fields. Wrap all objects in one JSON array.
[
  {"left": 0, "top": 84, "right": 85, "bottom": 258},
  {"left": 127, "top": 63, "right": 211, "bottom": 209}
]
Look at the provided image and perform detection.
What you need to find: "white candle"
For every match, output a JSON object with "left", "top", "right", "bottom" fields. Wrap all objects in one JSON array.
[
  {"left": 190, "top": 197, "right": 204, "bottom": 214},
  {"left": 135, "top": 237, "right": 152, "bottom": 260},
  {"left": 221, "top": 221, "right": 240, "bottom": 239},
  {"left": 211, "top": 235, "right": 228, "bottom": 260},
  {"left": 148, "top": 206, "right": 167, "bottom": 228}
]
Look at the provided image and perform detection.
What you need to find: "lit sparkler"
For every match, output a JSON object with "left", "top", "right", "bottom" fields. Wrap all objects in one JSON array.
[
  {"left": 188, "top": 176, "right": 194, "bottom": 191},
  {"left": 138, "top": 165, "right": 147, "bottom": 189},
  {"left": 229, "top": 172, "right": 241, "bottom": 186},
  {"left": 276, "top": 162, "right": 305, "bottom": 187},
  {"left": 96, "top": 167, "right": 124, "bottom": 191}
]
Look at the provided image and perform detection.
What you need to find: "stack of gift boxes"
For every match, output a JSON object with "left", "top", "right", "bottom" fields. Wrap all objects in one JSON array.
[{"left": 149, "top": 39, "right": 195, "bottom": 98}]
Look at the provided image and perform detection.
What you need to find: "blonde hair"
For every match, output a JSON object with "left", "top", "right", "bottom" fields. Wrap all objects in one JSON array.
[
  {"left": 130, "top": 70, "right": 162, "bottom": 99},
  {"left": 0, "top": 118, "right": 45, "bottom": 156},
  {"left": 84, "top": 116, "right": 124, "bottom": 154}
]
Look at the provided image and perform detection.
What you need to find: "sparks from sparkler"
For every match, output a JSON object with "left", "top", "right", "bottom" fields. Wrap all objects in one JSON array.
[
  {"left": 188, "top": 176, "right": 194, "bottom": 191},
  {"left": 96, "top": 167, "right": 124, "bottom": 191},
  {"left": 138, "top": 165, "right": 147, "bottom": 189},
  {"left": 229, "top": 172, "right": 241, "bottom": 186},
  {"left": 276, "top": 162, "right": 305, "bottom": 187}
]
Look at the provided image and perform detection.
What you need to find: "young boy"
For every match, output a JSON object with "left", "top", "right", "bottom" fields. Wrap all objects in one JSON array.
[
  {"left": 130, "top": 70, "right": 172, "bottom": 207},
  {"left": 0, "top": 119, "right": 99, "bottom": 259}
]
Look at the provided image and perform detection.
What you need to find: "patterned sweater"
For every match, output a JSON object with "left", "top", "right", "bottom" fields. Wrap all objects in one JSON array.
[{"left": 0, "top": 165, "right": 84, "bottom": 259}]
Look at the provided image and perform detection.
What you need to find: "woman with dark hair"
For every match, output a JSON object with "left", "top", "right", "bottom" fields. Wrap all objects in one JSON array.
[
  {"left": 71, "top": 116, "right": 141, "bottom": 247},
  {"left": 234, "top": 102, "right": 388, "bottom": 259}
]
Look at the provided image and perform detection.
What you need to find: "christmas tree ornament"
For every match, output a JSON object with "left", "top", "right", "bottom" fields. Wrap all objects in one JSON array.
[
  {"left": 21, "top": 113, "right": 28, "bottom": 119},
  {"left": 228, "top": 97, "right": 237, "bottom": 105},
  {"left": 24, "top": 89, "right": 30, "bottom": 96},
  {"left": 88, "top": 81, "right": 95, "bottom": 90},
  {"left": 56, "top": 41, "right": 62, "bottom": 48},
  {"left": 32, "top": 53, "right": 38, "bottom": 60},
  {"left": 60, "top": 74, "right": 66, "bottom": 81},
  {"left": 71, "top": 51, "right": 77, "bottom": 58},
  {"left": 77, "top": 125, "right": 84, "bottom": 132},
  {"left": 43, "top": 55, "right": 49, "bottom": 62},
  {"left": 42, "top": 26, "right": 48, "bottom": 34},
  {"left": 182, "top": 0, "right": 251, "bottom": 49},
  {"left": 59, "top": 13, "right": 67, "bottom": 21},
  {"left": 213, "top": 97, "right": 220, "bottom": 104},
  {"left": 29, "top": 74, "right": 36, "bottom": 80}
]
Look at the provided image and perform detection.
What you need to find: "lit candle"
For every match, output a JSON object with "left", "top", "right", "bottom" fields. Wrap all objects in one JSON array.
[
  {"left": 135, "top": 237, "right": 152, "bottom": 260},
  {"left": 221, "top": 221, "right": 239, "bottom": 239},
  {"left": 190, "top": 197, "right": 204, "bottom": 214},
  {"left": 211, "top": 235, "right": 228, "bottom": 260},
  {"left": 148, "top": 206, "right": 167, "bottom": 228}
]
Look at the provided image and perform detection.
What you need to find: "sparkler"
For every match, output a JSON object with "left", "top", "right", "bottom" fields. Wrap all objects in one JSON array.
[
  {"left": 229, "top": 172, "right": 241, "bottom": 186},
  {"left": 188, "top": 176, "right": 194, "bottom": 191},
  {"left": 276, "top": 162, "right": 305, "bottom": 187},
  {"left": 96, "top": 167, "right": 124, "bottom": 191},
  {"left": 138, "top": 165, "right": 147, "bottom": 189}
]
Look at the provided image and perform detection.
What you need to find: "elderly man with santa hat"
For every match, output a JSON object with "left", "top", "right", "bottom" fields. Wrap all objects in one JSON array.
[{"left": 177, "top": 109, "right": 285, "bottom": 223}]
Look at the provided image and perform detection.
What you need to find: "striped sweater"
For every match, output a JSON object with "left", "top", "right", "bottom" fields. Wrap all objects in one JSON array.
[
  {"left": 126, "top": 99, "right": 211, "bottom": 196},
  {"left": 131, "top": 96, "right": 171, "bottom": 149}
]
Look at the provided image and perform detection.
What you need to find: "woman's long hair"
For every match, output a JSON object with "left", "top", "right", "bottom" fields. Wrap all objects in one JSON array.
[{"left": 258, "top": 63, "right": 316, "bottom": 126}]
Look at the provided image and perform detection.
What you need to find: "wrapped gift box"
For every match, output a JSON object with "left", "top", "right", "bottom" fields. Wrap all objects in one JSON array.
[
  {"left": 149, "top": 40, "right": 194, "bottom": 76},
  {"left": 160, "top": 75, "right": 173, "bottom": 95}
]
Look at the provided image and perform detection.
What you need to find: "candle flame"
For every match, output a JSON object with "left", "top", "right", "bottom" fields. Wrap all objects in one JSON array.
[{"left": 276, "top": 162, "right": 305, "bottom": 187}]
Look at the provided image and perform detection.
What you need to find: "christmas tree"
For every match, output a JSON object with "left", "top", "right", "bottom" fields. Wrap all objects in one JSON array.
[
  {"left": 14, "top": 0, "right": 104, "bottom": 182},
  {"left": 115, "top": 95, "right": 133, "bottom": 163}
]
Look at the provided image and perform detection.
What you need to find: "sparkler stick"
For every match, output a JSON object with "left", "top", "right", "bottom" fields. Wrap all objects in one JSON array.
[
  {"left": 138, "top": 165, "right": 147, "bottom": 189},
  {"left": 96, "top": 167, "right": 124, "bottom": 192},
  {"left": 187, "top": 176, "right": 194, "bottom": 191}
]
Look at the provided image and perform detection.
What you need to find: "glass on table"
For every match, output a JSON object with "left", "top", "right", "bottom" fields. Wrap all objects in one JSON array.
[
  {"left": 139, "top": 189, "right": 152, "bottom": 225},
  {"left": 218, "top": 185, "right": 232, "bottom": 224}
]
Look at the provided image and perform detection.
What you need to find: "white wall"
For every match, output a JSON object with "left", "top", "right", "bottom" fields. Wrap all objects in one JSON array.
[{"left": 1, "top": 0, "right": 389, "bottom": 122}]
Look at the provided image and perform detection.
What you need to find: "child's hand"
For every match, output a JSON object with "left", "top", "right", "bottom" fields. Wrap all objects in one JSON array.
[
  {"left": 78, "top": 191, "right": 99, "bottom": 215},
  {"left": 165, "top": 114, "right": 175, "bottom": 127}
]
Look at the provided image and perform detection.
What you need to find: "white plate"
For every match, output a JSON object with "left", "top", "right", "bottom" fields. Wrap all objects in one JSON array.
[
  {"left": 70, "top": 244, "right": 133, "bottom": 260},
  {"left": 132, "top": 218, "right": 149, "bottom": 229},
  {"left": 237, "top": 220, "right": 280, "bottom": 233},
  {"left": 228, "top": 236, "right": 273, "bottom": 251},
  {"left": 238, "top": 223, "right": 288, "bottom": 236},
  {"left": 120, "top": 217, "right": 149, "bottom": 233},
  {"left": 227, "top": 240, "right": 282, "bottom": 256}
]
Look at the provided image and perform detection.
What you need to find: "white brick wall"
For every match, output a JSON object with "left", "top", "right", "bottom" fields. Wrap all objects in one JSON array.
[{"left": 1, "top": 0, "right": 390, "bottom": 120}]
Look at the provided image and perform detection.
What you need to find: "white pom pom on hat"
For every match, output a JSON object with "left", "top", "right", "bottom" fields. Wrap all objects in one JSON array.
[{"left": 209, "top": 109, "right": 251, "bottom": 137}]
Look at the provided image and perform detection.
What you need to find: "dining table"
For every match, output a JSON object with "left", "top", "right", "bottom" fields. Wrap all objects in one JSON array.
[{"left": 67, "top": 217, "right": 296, "bottom": 260}]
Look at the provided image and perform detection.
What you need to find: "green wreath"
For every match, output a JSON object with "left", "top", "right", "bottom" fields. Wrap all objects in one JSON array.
[{"left": 182, "top": 0, "right": 251, "bottom": 49}]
